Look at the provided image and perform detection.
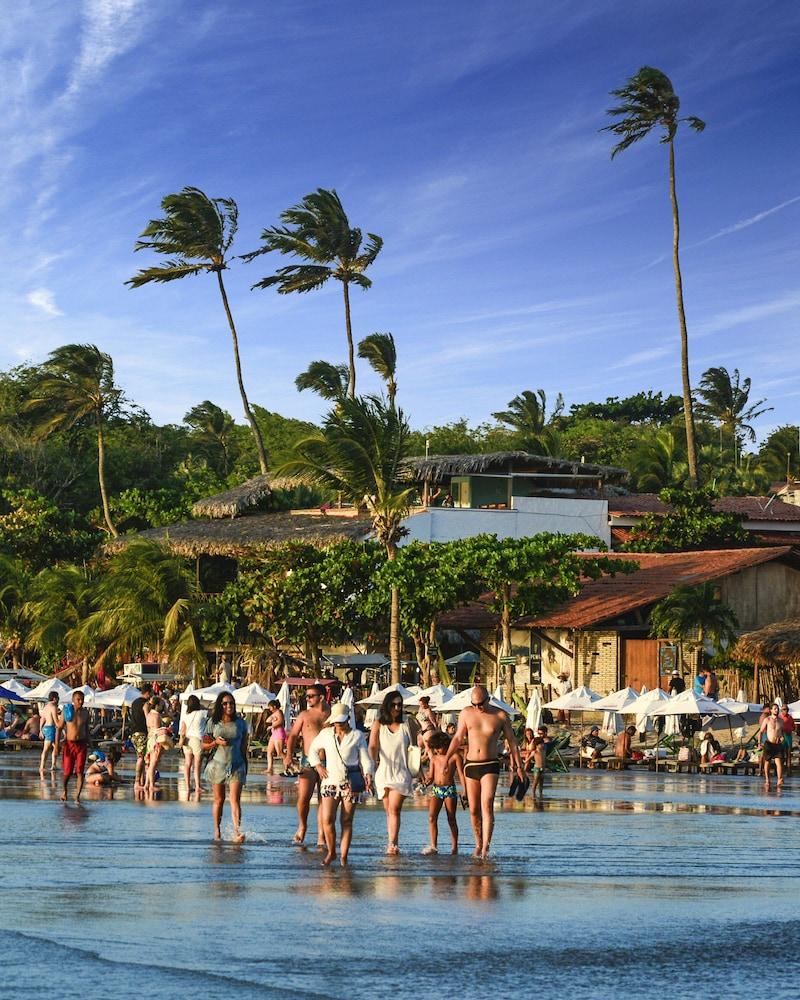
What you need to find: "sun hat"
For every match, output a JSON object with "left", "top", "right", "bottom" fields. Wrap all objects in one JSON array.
[
  {"left": 671, "top": 669, "right": 680, "bottom": 676},
  {"left": 327, "top": 703, "right": 350, "bottom": 725}
]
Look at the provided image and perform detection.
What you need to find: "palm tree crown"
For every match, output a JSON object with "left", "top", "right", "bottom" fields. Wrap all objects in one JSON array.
[
  {"left": 23, "top": 343, "right": 121, "bottom": 537},
  {"left": 358, "top": 332, "right": 397, "bottom": 405},
  {"left": 184, "top": 400, "right": 237, "bottom": 475},
  {"left": 695, "top": 366, "right": 772, "bottom": 460},
  {"left": 602, "top": 66, "right": 705, "bottom": 488},
  {"left": 243, "top": 188, "right": 383, "bottom": 399},
  {"left": 650, "top": 581, "right": 738, "bottom": 656},
  {"left": 491, "top": 389, "right": 563, "bottom": 454},
  {"left": 126, "top": 187, "right": 269, "bottom": 474},
  {"left": 294, "top": 361, "right": 349, "bottom": 402}
]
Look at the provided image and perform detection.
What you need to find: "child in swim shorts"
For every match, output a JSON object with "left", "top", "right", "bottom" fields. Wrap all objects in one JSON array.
[{"left": 422, "top": 731, "right": 466, "bottom": 856}]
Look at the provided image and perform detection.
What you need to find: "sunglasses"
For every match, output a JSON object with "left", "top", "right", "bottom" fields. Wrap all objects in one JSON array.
[
  {"left": 471, "top": 697, "right": 489, "bottom": 708},
  {"left": 221, "top": 700, "right": 235, "bottom": 707},
  {"left": 390, "top": 702, "right": 403, "bottom": 709}
]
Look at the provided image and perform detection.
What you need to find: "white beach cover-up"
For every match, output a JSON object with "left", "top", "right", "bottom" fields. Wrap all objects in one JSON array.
[{"left": 375, "top": 721, "right": 414, "bottom": 798}]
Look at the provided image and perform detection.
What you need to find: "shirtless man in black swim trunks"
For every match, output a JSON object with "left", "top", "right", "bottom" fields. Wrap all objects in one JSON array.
[
  {"left": 446, "top": 684, "right": 524, "bottom": 860},
  {"left": 761, "top": 703, "right": 785, "bottom": 790}
]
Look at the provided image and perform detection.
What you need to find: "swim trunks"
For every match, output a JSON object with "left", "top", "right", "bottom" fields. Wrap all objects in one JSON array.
[
  {"left": 63, "top": 740, "right": 88, "bottom": 777},
  {"left": 763, "top": 740, "right": 783, "bottom": 761},
  {"left": 432, "top": 783, "right": 458, "bottom": 800},
  {"left": 464, "top": 759, "right": 501, "bottom": 780},
  {"left": 42, "top": 724, "right": 57, "bottom": 742},
  {"left": 131, "top": 732, "right": 147, "bottom": 758},
  {"left": 532, "top": 766, "right": 543, "bottom": 775}
]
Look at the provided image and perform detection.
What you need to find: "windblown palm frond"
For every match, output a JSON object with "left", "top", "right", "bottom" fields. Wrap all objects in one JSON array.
[
  {"left": 650, "top": 582, "right": 738, "bottom": 651},
  {"left": 243, "top": 187, "right": 383, "bottom": 397},
  {"left": 295, "top": 361, "right": 349, "bottom": 401},
  {"left": 695, "top": 366, "right": 772, "bottom": 447},
  {"left": 358, "top": 333, "right": 397, "bottom": 404}
]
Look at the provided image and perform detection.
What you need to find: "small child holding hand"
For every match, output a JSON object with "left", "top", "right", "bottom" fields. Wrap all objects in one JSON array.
[{"left": 422, "top": 731, "right": 465, "bottom": 855}]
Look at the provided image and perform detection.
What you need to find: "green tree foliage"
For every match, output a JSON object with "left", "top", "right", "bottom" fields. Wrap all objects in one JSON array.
[
  {"left": 184, "top": 401, "right": 238, "bottom": 476},
  {"left": 566, "top": 391, "right": 683, "bottom": 424},
  {"left": 280, "top": 393, "right": 413, "bottom": 681},
  {"left": 0, "top": 553, "right": 30, "bottom": 666},
  {"left": 558, "top": 417, "right": 642, "bottom": 468},
  {"left": 459, "top": 533, "right": 637, "bottom": 698},
  {"left": 244, "top": 188, "right": 383, "bottom": 399},
  {"left": 624, "top": 487, "right": 749, "bottom": 552},
  {"left": 758, "top": 425, "right": 800, "bottom": 482},
  {"left": 127, "top": 187, "right": 269, "bottom": 473},
  {"left": 24, "top": 564, "right": 96, "bottom": 666},
  {"left": 0, "top": 489, "right": 98, "bottom": 571},
  {"left": 358, "top": 333, "right": 397, "bottom": 406},
  {"left": 650, "top": 581, "right": 738, "bottom": 663},
  {"left": 603, "top": 67, "right": 705, "bottom": 486},
  {"left": 21, "top": 344, "right": 123, "bottom": 536},
  {"left": 695, "top": 366, "right": 772, "bottom": 466},
  {"left": 491, "top": 389, "right": 563, "bottom": 455}
]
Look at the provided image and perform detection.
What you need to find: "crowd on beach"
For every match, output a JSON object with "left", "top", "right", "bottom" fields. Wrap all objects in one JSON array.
[{"left": 2, "top": 665, "right": 797, "bottom": 864}]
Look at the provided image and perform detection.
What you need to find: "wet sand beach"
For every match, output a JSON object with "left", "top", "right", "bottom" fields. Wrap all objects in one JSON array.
[{"left": 2, "top": 751, "right": 799, "bottom": 999}]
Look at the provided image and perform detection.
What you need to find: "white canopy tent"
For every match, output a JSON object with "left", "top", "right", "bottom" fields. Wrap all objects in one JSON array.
[
  {"left": 92, "top": 684, "right": 141, "bottom": 710},
  {"left": 542, "top": 685, "right": 602, "bottom": 711},
  {"left": 442, "top": 687, "right": 519, "bottom": 717},
  {"left": 648, "top": 690, "right": 737, "bottom": 720},
  {"left": 186, "top": 681, "right": 235, "bottom": 705},
  {"left": 356, "top": 682, "right": 416, "bottom": 708},
  {"left": 233, "top": 683, "right": 277, "bottom": 712},
  {"left": 0, "top": 678, "right": 30, "bottom": 699},
  {"left": 26, "top": 677, "right": 72, "bottom": 702},
  {"left": 404, "top": 684, "right": 454, "bottom": 708}
]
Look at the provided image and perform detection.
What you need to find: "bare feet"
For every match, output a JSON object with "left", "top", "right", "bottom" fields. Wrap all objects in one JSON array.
[
  {"left": 421, "top": 846, "right": 438, "bottom": 855},
  {"left": 472, "top": 847, "right": 482, "bottom": 859},
  {"left": 60, "top": 792, "right": 67, "bottom": 802},
  {"left": 451, "top": 846, "right": 459, "bottom": 855},
  {"left": 321, "top": 853, "right": 335, "bottom": 867},
  {"left": 233, "top": 832, "right": 246, "bottom": 843},
  {"left": 292, "top": 833, "right": 304, "bottom": 845},
  {"left": 386, "top": 844, "right": 399, "bottom": 856},
  {"left": 213, "top": 830, "right": 222, "bottom": 841}
]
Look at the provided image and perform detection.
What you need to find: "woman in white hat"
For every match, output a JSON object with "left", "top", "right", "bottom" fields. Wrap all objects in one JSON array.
[{"left": 307, "top": 702, "right": 374, "bottom": 867}]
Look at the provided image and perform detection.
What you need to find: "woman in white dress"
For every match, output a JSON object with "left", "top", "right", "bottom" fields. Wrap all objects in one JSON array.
[
  {"left": 179, "top": 694, "right": 207, "bottom": 794},
  {"left": 369, "top": 691, "right": 418, "bottom": 855},
  {"left": 308, "top": 703, "right": 374, "bottom": 867}
]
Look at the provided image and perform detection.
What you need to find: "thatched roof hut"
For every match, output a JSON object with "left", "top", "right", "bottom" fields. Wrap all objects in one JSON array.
[
  {"left": 405, "top": 452, "right": 628, "bottom": 484},
  {"left": 734, "top": 619, "right": 800, "bottom": 665},
  {"left": 109, "top": 509, "right": 374, "bottom": 558},
  {"left": 190, "top": 474, "right": 304, "bottom": 519}
]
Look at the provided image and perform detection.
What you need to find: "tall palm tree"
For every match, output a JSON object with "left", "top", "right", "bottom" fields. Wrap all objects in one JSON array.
[
  {"left": 184, "top": 400, "right": 237, "bottom": 475},
  {"left": 23, "top": 344, "right": 121, "bottom": 536},
  {"left": 630, "top": 427, "right": 687, "bottom": 491},
  {"left": 243, "top": 188, "right": 383, "bottom": 399},
  {"left": 602, "top": 67, "right": 705, "bottom": 487},
  {"left": 650, "top": 582, "right": 738, "bottom": 668},
  {"left": 491, "top": 389, "right": 563, "bottom": 454},
  {"left": 294, "top": 360, "right": 349, "bottom": 403},
  {"left": 358, "top": 332, "right": 397, "bottom": 406},
  {"left": 126, "top": 187, "right": 269, "bottom": 474},
  {"left": 278, "top": 394, "right": 413, "bottom": 682},
  {"left": 695, "top": 366, "right": 772, "bottom": 466}
]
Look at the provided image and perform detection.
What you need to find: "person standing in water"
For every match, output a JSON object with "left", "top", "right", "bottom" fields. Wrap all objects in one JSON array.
[
  {"left": 39, "top": 691, "right": 61, "bottom": 776},
  {"left": 58, "top": 690, "right": 90, "bottom": 803},
  {"left": 204, "top": 692, "right": 249, "bottom": 842},
  {"left": 761, "top": 703, "right": 785, "bottom": 790},
  {"left": 369, "top": 691, "right": 419, "bottom": 855},
  {"left": 446, "top": 684, "right": 524, "bottom": 860},
  {"left": 284, "top": 684, "right": 330, "bottom": 846}
]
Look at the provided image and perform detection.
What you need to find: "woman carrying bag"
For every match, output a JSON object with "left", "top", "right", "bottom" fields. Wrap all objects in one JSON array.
[
  {"left": 307, "top": 702, "right": 374, "bottom": 867},
  {"left": 369, "top": 691, "right": 419, "bottom": 856},
  {"left": 203, "top": 691, "right": 249, "bottom": 843}
]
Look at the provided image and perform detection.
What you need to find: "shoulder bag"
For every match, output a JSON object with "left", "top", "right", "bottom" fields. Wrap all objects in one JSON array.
[{"left": 334, "top": 732, "right": 366, "bottom": 794}]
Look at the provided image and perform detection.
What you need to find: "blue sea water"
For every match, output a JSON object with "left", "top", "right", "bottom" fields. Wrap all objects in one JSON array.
[{"left": 2, "top": 752, "right": 799, "bottom": 999}]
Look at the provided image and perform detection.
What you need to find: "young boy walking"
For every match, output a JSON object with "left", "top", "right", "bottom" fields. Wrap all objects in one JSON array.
[{"left": 422, "top": 732, "right": 465, "bottom": 855}]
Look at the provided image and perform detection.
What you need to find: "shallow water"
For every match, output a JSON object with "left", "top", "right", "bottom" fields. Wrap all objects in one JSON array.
[{"left": 2, "top": 751, "right": 799, "bottom": 999}]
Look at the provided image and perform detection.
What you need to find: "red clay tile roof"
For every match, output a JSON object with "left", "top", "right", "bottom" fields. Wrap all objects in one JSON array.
[
  {"left": 439, "top": 547, "right": 796, "bottom": 631},
  {"left": 609, "top": 494, "right": 800, "bottom": 522}
]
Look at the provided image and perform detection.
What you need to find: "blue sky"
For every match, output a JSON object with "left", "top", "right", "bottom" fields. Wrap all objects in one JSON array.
[{"left": 2, "top": 1, "right": 799, "bottom": 442}]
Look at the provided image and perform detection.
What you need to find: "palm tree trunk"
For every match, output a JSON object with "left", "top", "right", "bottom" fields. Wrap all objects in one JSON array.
[
  {"left": 386, "top": 542, "right": 400, "bottom": 684},
  {"left": 499, "top": 586, "right": 514, "bottom": 701},
  {"left": 669, "top": 140, "right": 700, "bottom": 488},
  {"left": 96, "top": 413, "right": 117, "bottom": 537},
  {"left": 342, "top": 280, "right": 356, "bottom": 399},
  {"left": 216, "top": 271, "right": 269, "bottom": 475}
]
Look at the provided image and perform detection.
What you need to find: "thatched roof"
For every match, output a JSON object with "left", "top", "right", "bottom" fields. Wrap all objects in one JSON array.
[
  {"left": 406, "top": 452, "right": 628, "bottom": 484},
  {"left": 110, "top": 510, "right": 374, "bottom": 558},
  {"left": 734, "top": 619, "right": 800, "bottom": 665},
  {"left": 191, "top": 474, "right": 303, "bottom": 519}
]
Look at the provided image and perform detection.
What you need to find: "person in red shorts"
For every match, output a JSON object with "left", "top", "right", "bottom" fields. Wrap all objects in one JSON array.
[{"left": 58, "top": 690, "right": 90, "bottom": 803}]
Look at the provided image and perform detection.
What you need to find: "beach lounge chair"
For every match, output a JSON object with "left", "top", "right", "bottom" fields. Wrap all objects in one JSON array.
[{"left": 545, "top": 734, "right": 571, "bottom": 773}]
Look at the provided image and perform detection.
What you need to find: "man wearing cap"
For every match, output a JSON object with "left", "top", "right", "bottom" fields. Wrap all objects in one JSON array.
[
  {"left": 284, "top": 683, "right": 330, "bottom": 846},
  {"left": 580, "top": 725, "right": 608, "bottom": 767},
  {"left": 668, "top": 670, "right": 685, "bottom": 695},
  {"left": 445, "top": 684, "right": 524, "bottom": 860}
]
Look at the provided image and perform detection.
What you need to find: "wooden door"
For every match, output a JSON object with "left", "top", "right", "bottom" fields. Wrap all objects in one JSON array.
[{"left": 621, "top": 638, "right": 663, "bottom": 692}]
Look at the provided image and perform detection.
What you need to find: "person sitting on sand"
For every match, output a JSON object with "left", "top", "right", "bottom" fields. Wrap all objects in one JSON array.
[
  {"left": 86, "top": 748, "right": 122, "bottom": 785},
  {"left": 615, "top": 725, "right": 637, "bottom": 761},
  {"left": 422, "top": 731, "right": 465, "bottom": 856}
]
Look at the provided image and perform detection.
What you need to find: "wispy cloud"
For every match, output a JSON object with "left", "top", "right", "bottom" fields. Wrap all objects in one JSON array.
[
  {"left": 65, "top": 0, "right": 146, "bottom": 100},
  {"left": 26, "top": 288, "right": 63, "bottom": 317},
  {"left": 691, "top": 195, "right": 800, "bottom": 249},
  {"left": 608, "top": 346, "right": 671, "bottom": 370},
  {"left": 697, "top": 292, "right": 800, "bottom": 337}
]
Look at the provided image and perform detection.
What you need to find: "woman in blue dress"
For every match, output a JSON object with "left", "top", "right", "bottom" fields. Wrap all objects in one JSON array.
[{"left": 204, "top": 691, "right": 249, "bottom": 842}]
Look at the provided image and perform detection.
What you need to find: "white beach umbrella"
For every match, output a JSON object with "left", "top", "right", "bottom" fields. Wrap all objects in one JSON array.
[
  {"left": 92, "top": 684, "right": 141, "bottom": 710},
  {"left": 592, "top": 687, "right": 640, "bottom": 712},
  {"left": 340, "top": 686, "right": 357, "bottom": 729},
  {"left": 65, "top": 684, "right": 98, "bottom": 706},
  {"left": 525, "top": 690, "right": 542, "bottom": 732},
  {"left": 786, "top": 699, "right": 800, "bottom": 720},
  {"left": 276, "top": 680, "right": 292, "bottom": 732},
  {"left": 233, "top": 682, "right": 277, "bottom": 712},
  {"left": 0, "top": 679, "right": 30, "bottom": 699},
  {"left": 356, "top": 682, "right": 415, "bottom": 707},
  {"left": 625, "top": 687, "right": 665, "bottom": 734},
  {"left": 405, "top": 684, "right": 454, "bottom": 708},
  {"left": 189, "top": 681, "right": 235, "bottom": 705},
  {"left": 443, "top": 686, "right": 519, "bottom": 716},
  {"left": 542, "top": 685, "right": 602, "bottom": 711},
  {"left": 364, "top": 681, "right": 380, "bottom": 726},
  {"left": 27, "top": 677, "right": 72, "bottom": 701},
  {"left": 647, "top": 690, "right": 736, "bottom": 718}
]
